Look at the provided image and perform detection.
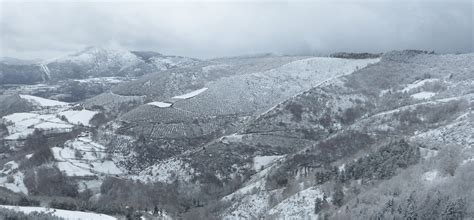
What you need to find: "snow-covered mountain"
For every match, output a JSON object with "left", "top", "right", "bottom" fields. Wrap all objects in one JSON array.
[
  {"left": 0, "top": 46, "right": 201, "bottom": 85},
  {"left": 44, "top": 46, "right": 201, "bottom": 80},
  {"left": 0, "top": 50, "right": 472, "bottom": 219}
]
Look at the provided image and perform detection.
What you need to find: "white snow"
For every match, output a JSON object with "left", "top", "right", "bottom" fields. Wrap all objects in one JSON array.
[
  {"left": 0, "top": 169, "right": 27, "bottom": 194},
  {"left": 401, "top": 78, "right": 439, "bottom": 92},
  {"left": 253, "top": 155, "right": 285, "bottom": 171},
  {"left": 267, "top": 187, "right": 324, "bottom": 219},
  {"left": 137, "top": 158, "right": 196, "bottom": 184},
  {"left": 220, "top": 133, "right": 244, "bottom": 144},
  {"left": 0, "top": 205, "right": 116, "bottom": 220},
  {"left": 422, "top": 170, "right": 439, "bottom": 182},
  {"left": 74, "top": 77, "right": 127, "bottom": 84},
  {"left": 0, "top": 161, "right": 19, "bottom": 174},
  {"left": 419, "top": 148, "right": 438, "bottom": 160},
  {"left": 40, "top": 63, "right": 51, "bottom": 79},
  {"left": 147, "top": 101, "right": 172, "bottom": 108},
  {"left": 202, "top": 64, "right": 228, "bottom": 73},
  {"left": 19, "top": 95, "right": 68, "bottom": 107},
  {"left": 379, "top": 89, "right": 391, "bottom": 97},
  {"left": 411, "top": 91, "right": 436, "bottom": 100},
  {"left": 58, "top": 110, "right": 98, "bottom": 126},
  {"left": 410, "top": 108, "right": 473, "bottom": 148},
  {"left": 52, "top": 136, "right": 122, "bottom": 177},
  {"left": 2, "top": 112, "right": 73, "bottom": 140},
  {"left": 56, "top": 46, "right": 140, "bottom": 68},
  {"left": 462, "top": 158, "right": 474, "bottom": 165},
  {"left": 55, "top": 161, "right": 94, "bottom": 176},
  {"left": 172, "top": 88, "right": 208, "bottom": 99},
  {"left": 223, "top": 191, "right": 276, "bottom": 220},
  {"left": 338, "top": 163, "right": 346, "bottom": 172},
  {"left": 3, "top": 112, "right": 40, "bottom": 123}
]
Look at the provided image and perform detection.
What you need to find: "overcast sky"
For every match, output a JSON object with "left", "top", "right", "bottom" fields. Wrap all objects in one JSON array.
[{"left": 1, "top": 0, "right": 472, "bottom": 60}]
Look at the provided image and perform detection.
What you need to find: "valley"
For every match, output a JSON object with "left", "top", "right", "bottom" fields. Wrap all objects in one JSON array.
[{"left": 0, "top": 48, "right": 472, "bottom": 219}]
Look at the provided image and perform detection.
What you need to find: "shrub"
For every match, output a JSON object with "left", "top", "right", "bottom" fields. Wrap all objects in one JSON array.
[
  {"left": 23, "top": 166, "right": 78, "bottom": 197},
  {"left": 285, "top": 103, "right": 303, "bottom": 122}
]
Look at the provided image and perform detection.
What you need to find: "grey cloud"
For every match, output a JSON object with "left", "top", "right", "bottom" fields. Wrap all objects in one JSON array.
[{"left": 0, "top": 0, "right": 472, "bottom": 59}]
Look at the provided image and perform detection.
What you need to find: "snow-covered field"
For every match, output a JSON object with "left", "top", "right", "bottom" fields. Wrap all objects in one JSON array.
[
  {"left": 52, "top": 135, "right": 122, "bottom": 177},
  {"left": 19, "top": 94, "right": 68, "bottom": 107},
  {"left": 0, "top": 161, "right": 27, "bottom": 194},
  {"left": 253, "top": 155, "right": 285, "bottom": 171},
  {"left": 58, "top": 110, "right": 98, "bottom": 126},
  {"left": 172, "top": 87, "right": 208, "bottom": 99},
  {"left": 147, "top": 101, "right": 172, "bottom": 108},
  {"left": 2, "top": 112, "right": 73, "bottom": 140},
  {"left": 0, "top": 205, "right": 116, "bottom": 220},
  {"left": 1, "top": 95, "right": 99, "bottom": 141},
  {"left": 411, "top": 91, "right": 436, "bottom": 99}
]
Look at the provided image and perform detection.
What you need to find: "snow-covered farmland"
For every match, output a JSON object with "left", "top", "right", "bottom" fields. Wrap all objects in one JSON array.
[
  {"left": 2, "top": 112, "right": 73, "bottom": 140},
  {"left": 1, "top": 95, "right": 100, "bottom": 142},
  {"left": 52, "top": 135, "right": 122, "bottom": 177},
  {"left": 0, "top": 205, "right": 116, "bottom": 220},
  {"left": 147, "top": 101, "right": 172, "bottom": 108},
  {"left": 172, "top": 87, "right": 208, "bottom": 99},
  {"left": 0, "top": 161, "right": 27, "bottom": 194},
  {"left": 411, "top": 91, "right": 436, "bottom": 100},
  {"left": 58, "top": 109, "right": 98, "bottom": 126},
  {"left": 19, "top": 94, "right": 68, "bottom": 107}
]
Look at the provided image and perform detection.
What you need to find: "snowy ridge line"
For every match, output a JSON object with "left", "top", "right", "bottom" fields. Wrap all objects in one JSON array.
[
  {"left": 290, "top": 94, "right": 474, "bottom": 159},
  {"left": 19, "top": 94, "right": 68, "bottom": 107},
  {"left": 138, "top": 58, "right": 380, "bottom": 162},
  {"left": 249, "top": 57, "right": 380, "bottom": 128},
  {"left": 109, "top": 91, "right": 147, "bottom": 98},
  {"left": 370, "top": 93, "right": 474, "bottom": 118}
]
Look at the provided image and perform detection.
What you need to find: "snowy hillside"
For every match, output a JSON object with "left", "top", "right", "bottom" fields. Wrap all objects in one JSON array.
[
  {"left": 1, "top": 95, "right": 98, "bottom": 143},
  {"left": 1, "top": 50, "right": 472, "bottom": 220},
  {"left": 0, "top": 205, "right": 116, "bottom": 219},
  {"left": 1, "top": 46, "right": 201, "bottom": 86}
]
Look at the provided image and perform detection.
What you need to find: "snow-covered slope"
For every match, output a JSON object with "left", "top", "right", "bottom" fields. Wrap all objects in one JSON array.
[
  {"left": 267, "top": 187, "right": 324, "bottom": 219},
  {"left": 19, "top": 95, "right": 68, "bottom": 107},
  {"left": 2, "top": 112, "right": 73, "bottom": 140},
  {"left": 1, "top": 51, "right": 472, "bottom": 220},
  {"left": 52, "top": 134, "right": 122, "bottom": 177},
  {"left": 0, "top": 205, "right": 116, "bottom": 220},
  {"left": 1, "top": 95, "right": 101, "bottom": 141},
  {"left": 58, "top": 110, "right": 98, "bottom": 126}
]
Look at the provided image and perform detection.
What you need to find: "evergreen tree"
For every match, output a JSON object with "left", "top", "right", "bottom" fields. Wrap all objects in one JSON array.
[
  {"left": 314, "top": 197, "right": 323, "bottom": 214},
  {"left": 332, "top": 184, "right": 344, "bottom": 207},
  {"left": 442, "top": 198, "right": 466, "bottom": 220},
  {"left": 404, "top": 192, "right": 418, "bottom": 220}
]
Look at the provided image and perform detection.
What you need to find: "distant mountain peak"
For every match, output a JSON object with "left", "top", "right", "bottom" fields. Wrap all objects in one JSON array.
[{"left": 0, "top": 57, "right": 41, "bottom": 65}]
